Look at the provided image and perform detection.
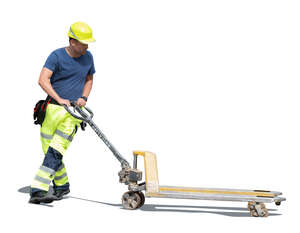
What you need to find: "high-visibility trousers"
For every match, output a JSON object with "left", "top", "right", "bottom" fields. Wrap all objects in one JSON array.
[{"left": 31, "top": 103, "right": 81, "bottom": 192}]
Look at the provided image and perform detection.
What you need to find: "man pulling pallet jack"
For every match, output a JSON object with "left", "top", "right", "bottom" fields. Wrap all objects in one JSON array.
[
  {"left": 31, "top": 22, "right": 285, "bottom": 217},
  {"left": 30, "top": 21, "right": 96, "bottom": 204}
]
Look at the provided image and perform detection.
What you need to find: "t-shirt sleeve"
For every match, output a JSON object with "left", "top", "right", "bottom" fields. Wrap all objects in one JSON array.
[
  {"left": 88, "top": 54, "right": 96, "bottom": 75},
  {"left": 44, "top": 51, "right": 58, "bottom": 73}
]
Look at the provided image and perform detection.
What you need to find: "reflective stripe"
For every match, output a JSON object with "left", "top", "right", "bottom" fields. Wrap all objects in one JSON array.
[
  {"left": 40, "top": 165, "right": 56, "bottom": 176},
  {"left": 31, "top": 180, "right": 49, "bottom": 191},
  {"left": 55, "top": 130, "right": 73, "bottom": 142},
  {"left": 70, "top": 27, "right": 80, "bottom": 40},
  {"left": 41, "top": 132, "right": 53, "bottom": 140},
  {"left": 34, "top": 175, "right": 51, "bottom": 185},
  {"left": 54, "top": 173, "right": 67, "bottom": 181}
]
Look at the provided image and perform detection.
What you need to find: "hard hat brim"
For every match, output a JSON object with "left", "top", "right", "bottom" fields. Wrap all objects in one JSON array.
[{"left": 78, "top": 37, "right": 96, "bottom": 44}]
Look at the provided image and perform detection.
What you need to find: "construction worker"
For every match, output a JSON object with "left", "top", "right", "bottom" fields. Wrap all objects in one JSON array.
[{"left": 29, "top": 22, "right": 96, "bottom": 204}]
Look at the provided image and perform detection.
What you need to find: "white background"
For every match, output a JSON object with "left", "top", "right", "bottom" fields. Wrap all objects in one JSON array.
[{"left": 0, "top": 0, "right": 299, "bottom": 232}]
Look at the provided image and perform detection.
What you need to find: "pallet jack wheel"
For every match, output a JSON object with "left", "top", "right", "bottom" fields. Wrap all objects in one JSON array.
[
  {"left": 248, "top": 201, "right": 269, "bottom": 217},
  {"left": 122, "top": 191, "right": 142, "bottom": 210},
  {"left": 137, "top": 191, "right": 145, "bottom": 208},
  {"left": 248, "top": 201, "right": 255, "bottom": 211},
  {"left": 275, "top": 201, "right": 281, "bottom": 206}
]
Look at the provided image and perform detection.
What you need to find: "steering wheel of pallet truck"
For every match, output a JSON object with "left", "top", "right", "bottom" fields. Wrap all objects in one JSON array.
[
  {"left": 63, "top": 101, "right": 94, "bottom": 122},
  {"left": 122, "top": 191, "right": 145, "bottom": 210}
]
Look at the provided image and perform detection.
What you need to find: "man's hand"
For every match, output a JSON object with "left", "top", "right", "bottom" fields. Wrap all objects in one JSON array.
[
  {"left": 58, "top": 98, "right": 71, "bottom": 107},
  {"left": 76, "top": 98, "right": 86, "bottom": 107}
]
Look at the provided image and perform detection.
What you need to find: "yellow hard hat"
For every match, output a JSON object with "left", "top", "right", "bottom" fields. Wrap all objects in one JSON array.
[{"left": 68, "top": 21, "right": 96, "bottom": 44}]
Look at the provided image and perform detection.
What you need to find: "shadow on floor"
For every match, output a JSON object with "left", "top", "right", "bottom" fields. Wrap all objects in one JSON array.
[
  {"left": 67, "top": 196, "right": 280, "bottom": 217},
  {"left": 18, "top": 186, "right": 54, "bottom": 194},
  {"left": 19, "top": 186, "right": 54, "bottom": 207},
  {"left": 18, "top": 186, "right": 280, "bottom": 217}
]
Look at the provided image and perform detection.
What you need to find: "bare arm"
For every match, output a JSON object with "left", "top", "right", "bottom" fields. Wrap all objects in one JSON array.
[
  {"left": 38, "top": 67, "right": 70, "bottom": 106},
  {"left": 82, "top": 74, "right": 93, "bottom": 98},
  {"left": 76, "top": 74, "right": 93, "bottom": 106}
]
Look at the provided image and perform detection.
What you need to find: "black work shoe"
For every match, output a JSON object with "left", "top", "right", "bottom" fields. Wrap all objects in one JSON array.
[
  {"left": 29, "top": 191, "right": 54, "bottom": 204},
  {"left": 53, "top": 188, "right": 70, "bottom": 200}
]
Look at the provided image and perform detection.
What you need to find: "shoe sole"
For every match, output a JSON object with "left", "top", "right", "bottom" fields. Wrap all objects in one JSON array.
[{"left": 29, "top": 196, "right": 54, "bottom": 204}]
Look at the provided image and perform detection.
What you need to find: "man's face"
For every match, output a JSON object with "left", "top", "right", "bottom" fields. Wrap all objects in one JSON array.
[{"left": 71, "top": 39, "right": 88, "bottom": 56}]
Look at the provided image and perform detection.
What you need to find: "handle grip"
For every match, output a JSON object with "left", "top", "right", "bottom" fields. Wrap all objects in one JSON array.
[{"left": 63, "top": 101, "right": 94, "bottom": 121}]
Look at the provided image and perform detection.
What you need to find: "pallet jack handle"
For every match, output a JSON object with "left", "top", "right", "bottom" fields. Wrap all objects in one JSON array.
[
  {"left": 63, "top": 101, "right": 94, "bottom": 121},
  {"left": 63, "top": 102, "right": 131, "bottom": 169}
]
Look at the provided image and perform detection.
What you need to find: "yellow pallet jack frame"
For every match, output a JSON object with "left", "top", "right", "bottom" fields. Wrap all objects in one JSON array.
[
  {"left": 121, "top": 151, "right": 286, "bottom": 217},
  {"left": 63, "top": 104, "right": 285, "bottom": 217}
]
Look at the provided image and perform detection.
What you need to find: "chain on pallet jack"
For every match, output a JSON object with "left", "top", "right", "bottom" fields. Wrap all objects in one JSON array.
[{"left": 64, "top": 102, "right": 286, "bottom": 217}]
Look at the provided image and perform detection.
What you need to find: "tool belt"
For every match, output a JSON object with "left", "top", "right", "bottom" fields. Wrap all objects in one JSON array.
[
  {"left": 33, "top": 96, "right": 86, "bottom": 130},
  {"left": 33, "top": 96, "right": 55, "bottom": 126}
]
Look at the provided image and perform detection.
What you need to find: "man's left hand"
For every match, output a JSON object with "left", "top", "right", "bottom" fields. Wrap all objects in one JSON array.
[{"left": 76, "top": 98, "right": 86, "bottom": 107}]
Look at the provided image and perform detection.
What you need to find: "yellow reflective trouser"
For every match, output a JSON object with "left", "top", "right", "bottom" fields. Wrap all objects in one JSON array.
[{"left": 31, "top": 103, "right": 82, "bottom": 192}]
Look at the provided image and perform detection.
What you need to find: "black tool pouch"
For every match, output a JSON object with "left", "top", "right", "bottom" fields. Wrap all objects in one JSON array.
[
  {"left": 80, "top": 122, "right": 87, "bottom": 131},
  {"left": 33, "top": 96, "right": 53, "bottom": 126}
]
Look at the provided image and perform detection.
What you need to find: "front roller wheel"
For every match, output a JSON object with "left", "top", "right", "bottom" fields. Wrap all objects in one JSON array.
[
  {"left": 248, "top": 201, "right": 269, "bottom": 217},
  {"left": 122, "top": 191, "right": 142, "bottom": 210}
]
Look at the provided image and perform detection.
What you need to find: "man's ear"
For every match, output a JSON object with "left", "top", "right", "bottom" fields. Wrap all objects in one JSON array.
[{"left": 69, "top": 38, "right": 76, "bottom": 46}]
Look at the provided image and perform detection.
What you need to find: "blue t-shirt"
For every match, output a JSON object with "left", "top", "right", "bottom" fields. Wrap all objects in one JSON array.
[{"left": 44, "top": 47, "right": 95, "bottom": 101}]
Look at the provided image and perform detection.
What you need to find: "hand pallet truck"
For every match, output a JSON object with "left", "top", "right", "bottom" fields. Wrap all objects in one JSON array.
[{"left": 64, "top": 103, "right": 286, "bottom": 217}]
